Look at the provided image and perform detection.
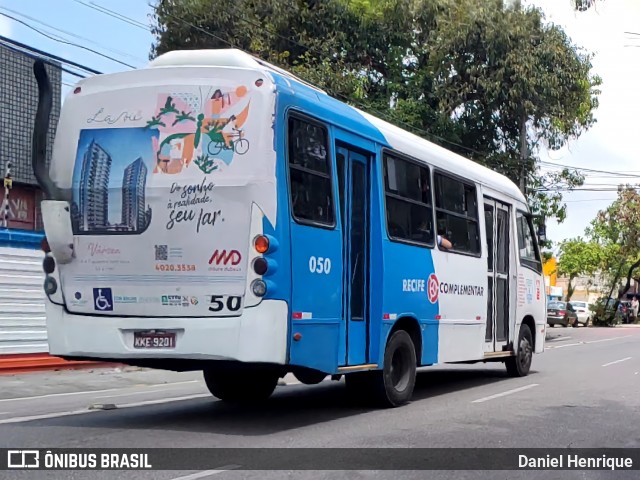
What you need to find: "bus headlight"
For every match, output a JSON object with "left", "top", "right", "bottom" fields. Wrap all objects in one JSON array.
[{"left": 251, "top": 279, "right": 267, "bottom": 297}]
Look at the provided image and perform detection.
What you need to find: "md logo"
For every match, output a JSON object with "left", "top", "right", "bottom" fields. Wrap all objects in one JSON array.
[
  {"left": 209, "top": 249, "right": 241, "bottom": 266},
  {"left": 93, "top": 288, "right": 113, "bottom": 311}
]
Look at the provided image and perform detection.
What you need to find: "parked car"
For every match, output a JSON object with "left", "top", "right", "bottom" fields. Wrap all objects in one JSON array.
[
  {"left": 568, "top": 301, "right": 591, "bottom": 326},
  {"left": 547, "top": 301, "right": 579, "bottom": 328}
]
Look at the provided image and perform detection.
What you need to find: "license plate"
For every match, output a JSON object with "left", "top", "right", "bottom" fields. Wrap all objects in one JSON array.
[
  {"left": 548, "top": 311, "right": 557, "bottom": 315},
  {"left": 133, "top": 331, "right": 176, "bottom": 349}
]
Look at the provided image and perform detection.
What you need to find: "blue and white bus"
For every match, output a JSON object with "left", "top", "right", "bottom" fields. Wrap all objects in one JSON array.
[{"left": 32, "top": 49, "right": 546, "bottom": 407}]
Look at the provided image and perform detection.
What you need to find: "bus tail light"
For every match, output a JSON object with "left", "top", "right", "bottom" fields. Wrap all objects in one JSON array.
[
  {"left": 251, "top": 279, "right": 267, "bottom": 297},
  {"left": 254, "top": 235, "right": 269, "bottom": 254},
  {"left": 43, "top": 255, "right": 55, "bottom": 274},
  {"left": 44, "top": 276, "right": 57, "bottom": 295},
  {"left": 252, "top": 257, "right": 268, "bottom": 275}
]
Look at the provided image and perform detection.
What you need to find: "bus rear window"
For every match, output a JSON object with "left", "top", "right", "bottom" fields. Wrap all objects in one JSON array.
[{"left": 287, "top": 116, "right": 334, "bottom": 226}]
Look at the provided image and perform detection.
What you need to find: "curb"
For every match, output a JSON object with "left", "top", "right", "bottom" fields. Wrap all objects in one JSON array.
[{"left": 0, "top": 353, "right": 117, "bottom": 376}]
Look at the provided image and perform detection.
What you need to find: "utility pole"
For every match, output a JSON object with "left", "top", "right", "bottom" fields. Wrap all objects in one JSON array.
[{"left": 519, "top": 111, "right": 527, "bottom": 195}]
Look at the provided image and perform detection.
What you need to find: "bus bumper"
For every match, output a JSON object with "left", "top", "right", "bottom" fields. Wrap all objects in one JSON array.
[{"left": 45, "top": 300, "right": 289, "bottom": 364}]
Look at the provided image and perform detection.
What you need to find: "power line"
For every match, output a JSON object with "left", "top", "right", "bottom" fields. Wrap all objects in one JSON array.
[
  {"left": 539, "top": 160, "right": 640, "bottom": 179},
  {"left": 0, "top": 36, "right": 88, "bottom": 79},
  {"left": 0, "top": 11, "right": 136, "bottom": 69},
  {"left": 0, "top": 5, "right": 147, "bottom": 65},
  {"left": 70, "top": 0, "right": 150, "bottom": 31},
  {"left": 563, "top": 198, "right": 617, "bottom": 203}
]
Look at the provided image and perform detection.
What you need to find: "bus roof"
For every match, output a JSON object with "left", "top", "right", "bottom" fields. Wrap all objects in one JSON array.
[{"left": 151, "top": 49, "right": 526, "bottom": 203}]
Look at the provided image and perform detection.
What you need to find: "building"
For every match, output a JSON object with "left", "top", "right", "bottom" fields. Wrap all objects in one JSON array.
[
  {"left": 0, "top": 42, "right": 61, "bottom": 231},
  {"left": 77, "top": 140, "right": 112, "bottom": 232},
  {"left": 0, "top": 42, "right": 62, "bottom": 359},
  {"left": 121, "top": 157, "right": 148, "bottom": 231}
]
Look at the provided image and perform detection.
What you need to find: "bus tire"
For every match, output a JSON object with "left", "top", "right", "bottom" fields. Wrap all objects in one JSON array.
[
  {"left": 202, "top": 369, "right": 277, "bottom": 403},
  {"left": 369, "top": 329, "right": 417, "bottom": 407},
  {"left": 506, "top": 323, "right": 533, "bottom": 377},
  {"left": 293, "top": 370, "right": 327, "bottom": 385}
]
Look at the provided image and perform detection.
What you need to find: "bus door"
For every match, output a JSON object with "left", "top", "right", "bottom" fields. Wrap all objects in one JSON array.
[
  {"left": 484, "top": 198, "right": 511, "bottom": 352},
  {"left": 336, "top": 143, "right": 370, "bottom": 365}
]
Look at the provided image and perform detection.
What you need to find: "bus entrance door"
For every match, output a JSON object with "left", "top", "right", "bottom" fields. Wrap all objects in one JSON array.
[
  {"left": 484, "top": 199, "right": 511, "bottom": 353},
  {"left": 336, "top": 144, "right": 370, "bottom": 366}
]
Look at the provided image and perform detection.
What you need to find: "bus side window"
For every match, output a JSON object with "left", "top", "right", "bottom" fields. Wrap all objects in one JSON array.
[
  {"left": 517, "top": 212, "right": 541, "bottom": 272},
  {"left": 383, "top": 152, "right": 434, "bottom": 246},
  {"left": 433, "top": 173, "right": 480, "bottom": 255},
  {"left": 287, "top": 116, "right": 334, "bottom": 226}
]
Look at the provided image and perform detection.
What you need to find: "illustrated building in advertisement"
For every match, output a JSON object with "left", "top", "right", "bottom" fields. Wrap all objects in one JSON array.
[
  {"left": 71, "top": 136, "right": 152, "bottom": 235},
  {"left": 78, "top": 140, "right": 112, "bottom": 231},
  {"left": 121, "top": 157, "right": 148, "bottom": 231}
]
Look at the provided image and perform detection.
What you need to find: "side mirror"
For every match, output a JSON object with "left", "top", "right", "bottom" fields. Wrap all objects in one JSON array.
[{"left": 537, "top": 223, "right": 547, "bottom": 243}]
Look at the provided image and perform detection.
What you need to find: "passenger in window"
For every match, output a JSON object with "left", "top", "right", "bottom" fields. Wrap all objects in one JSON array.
[{"left": 438, "top": 235, "right": 452, "bottom": 250}]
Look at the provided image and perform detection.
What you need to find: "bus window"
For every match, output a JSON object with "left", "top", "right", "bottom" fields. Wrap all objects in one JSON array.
[
  {"left": 383, "top": 153, "right": 434, "bottom": 246},
  {"left": 287, "top": 116, "right": 334, "bottom": 226},
  {"left": 434, "top": 173, "right": 480, "bottom": 254},
  {"left": 517, "top": 212, "right": 541, "bottom": 271}
]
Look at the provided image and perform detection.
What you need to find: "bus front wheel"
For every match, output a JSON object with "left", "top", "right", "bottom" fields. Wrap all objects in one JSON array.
[
  {"left": 506, "top": 323, "right": 533, "bottom": 377},
  {"left": 203, "top": 368, "right": 278, "bottom": 403},
  {"left": 347, "top": 329, "right": 417, "bottom": 408}
]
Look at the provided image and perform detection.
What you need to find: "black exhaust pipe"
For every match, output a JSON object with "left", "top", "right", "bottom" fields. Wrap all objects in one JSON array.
[{"left": 32, "top": 60, "right": 64, "bottom": 200}]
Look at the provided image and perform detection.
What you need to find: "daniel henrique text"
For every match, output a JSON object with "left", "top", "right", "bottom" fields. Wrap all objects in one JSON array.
[{"left": 520, "top": 454, "right": 634, "bottom": 470}]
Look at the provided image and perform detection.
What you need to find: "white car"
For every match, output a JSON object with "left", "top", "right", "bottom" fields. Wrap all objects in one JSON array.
[{"left": 569, "top": 301, "right": 591, "bottom": 326}]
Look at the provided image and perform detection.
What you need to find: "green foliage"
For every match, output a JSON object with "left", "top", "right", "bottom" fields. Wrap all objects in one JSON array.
[
  {"left": 586, "top": 186, "right": 640, "bottom": 321},
  {"left": 557, "top": 237, "right": 604, "bottom": 300},
  {"left": 150, "top": 0, "right": 600, "bottom": 223}
]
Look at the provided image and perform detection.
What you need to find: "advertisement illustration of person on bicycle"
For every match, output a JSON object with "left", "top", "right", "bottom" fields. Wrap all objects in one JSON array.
[{"left": 147, "top": 85, "right": 253, "bottom": 176}]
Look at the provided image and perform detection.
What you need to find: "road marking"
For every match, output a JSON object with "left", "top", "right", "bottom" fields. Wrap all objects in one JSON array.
[
  {"left": 472, "top": 384, "right": 539, "bottom": 403},
  {"left": 0, "top": 381, "right": 199, "bottom": 404},
  {"left": 93, "top": 382, "right": 204, "bottom": 400},
  {"left": 147, "top": 380, "right": 199, "bottom": 388},
  {"left": 586, "top": 335, "right": 632, "bottom": 344},
  {"left": 170, "top": 466, "right": 240, "bottom": 480},
  {"left": 546, "top": 342, "right": 582, "bottom": 349},
  {"left": 546, "top": 335, "right": 633, "bottom": 350},
  {"left": 602, "top": 357, "right": 632, "bottom": 367},
  {"left": 0, "top": 393, "right": 210, "bottom": 425}
]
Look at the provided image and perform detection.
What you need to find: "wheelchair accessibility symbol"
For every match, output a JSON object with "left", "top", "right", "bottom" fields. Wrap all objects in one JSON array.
[{"left": 92, "top": 288, "right": 113, "bottom": 311}]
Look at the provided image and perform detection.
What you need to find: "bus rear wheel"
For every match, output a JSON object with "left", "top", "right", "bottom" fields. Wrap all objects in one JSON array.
[
  {"left": 203, "top": 369, "right": 278, "bottom": 403},
  {"left": 346, "top": 329, "right": 417, "bottom": 408},
  {"left": 506, "top": 323, "right": 533, "bottom": 377}
]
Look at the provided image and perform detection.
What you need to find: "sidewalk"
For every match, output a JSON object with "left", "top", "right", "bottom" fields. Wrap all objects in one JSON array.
[{"left": 0, "top": 353, "right": 116, "bottom": 375}]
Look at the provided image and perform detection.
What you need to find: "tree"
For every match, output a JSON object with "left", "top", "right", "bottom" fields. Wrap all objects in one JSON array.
[
  {"left": 587, "top": 186, "right": 640, "bottom": 321},
  {"left": 573, "top": 0, "right": 600, "bottom": 12},
  {"left": 150, "top": 0, "right": 600, "bottom": 224},
  {"left": 557, "top": 237, "right": 604, "bottom": 301}
]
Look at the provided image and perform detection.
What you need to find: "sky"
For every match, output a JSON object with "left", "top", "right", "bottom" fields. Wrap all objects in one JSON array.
[{"left": 1, "top": 0, "right": 639, "bottom": 246}]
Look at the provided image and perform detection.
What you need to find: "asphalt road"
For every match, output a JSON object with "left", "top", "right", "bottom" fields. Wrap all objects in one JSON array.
[{"left": 0, "top": 326, "right": 639, "bottom": 480}]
